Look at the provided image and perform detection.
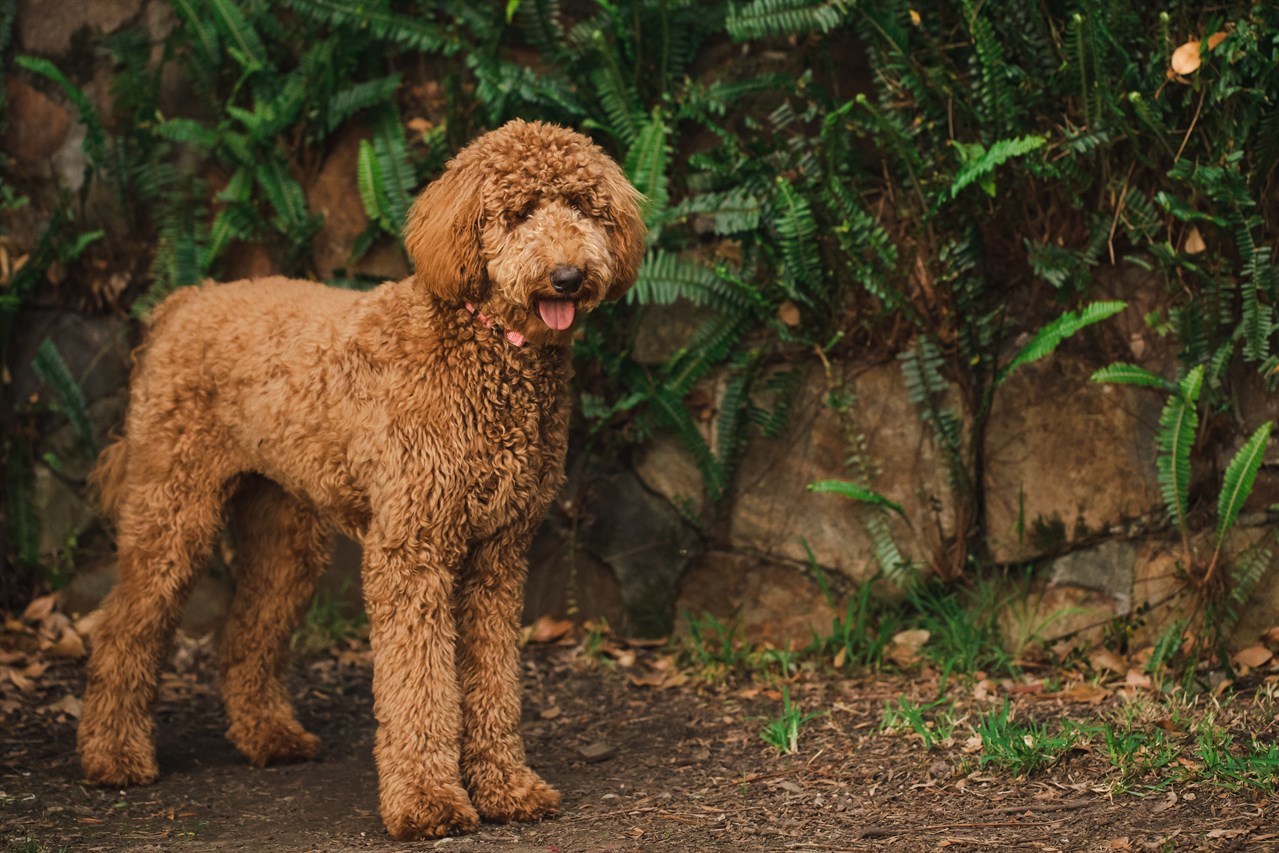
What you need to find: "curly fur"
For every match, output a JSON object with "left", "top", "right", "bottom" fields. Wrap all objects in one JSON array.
[{"left": 76, "top": 120, "right": 645, "bottom": 841}]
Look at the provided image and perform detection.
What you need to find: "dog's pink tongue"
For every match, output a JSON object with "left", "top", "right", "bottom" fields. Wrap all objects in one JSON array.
[{"left": 538, "top": 299, "right": 576, "bottom": 331}]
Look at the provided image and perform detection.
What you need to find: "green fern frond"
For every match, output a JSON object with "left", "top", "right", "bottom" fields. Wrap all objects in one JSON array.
[
  {"left": 326, "top": 74, "right": 402, "bottom": 134},
  {"left": 371, "top": 107, "right": 415, "bottom": 233},
  {"left": 1216, "top": 421, "right": 1272, "bottom": 545},
  {"left": 809, "top": 479, "right": 905, "bottom": 518},
  {"left": 1224, "top": 536, "right": 1275, "bottom": 630},
  {"left": 997, "top": 301, "right": 1126, "bottom": 385},
  {"left": 1090, "top": 363, "right": 1175, "bottom": 390},
  {"left": 284, "top": 0, "right": 453, "bottom": 52},
  {"left": 206, "top": 0, "right": 268, "bottom": 70},
  {"left": 255, "top": 151, "right": 309, "bottom": 236},
  {"left": 16, "top": 56, "right": 109, "bottom": 167},
  {"left": 624, "top": 110, "right": 671, "bottom": 224},
  {"left": 1156, "top": 365, "right": 1204, "bottom": 532},
  {"left": 629, "top": 251, "right": 748, "bottom": 310},
  {"left": 664, "top": 187, "right": 761, "bottom": 235},
  {"left": 771, "top": 176, "right": 822, "bottom": 301},
  {"left": 726, "top": 0, "right": 846, "bottom": 42},
  {"left": 32, "top": 339, "right": 96, "bottom": 454},
  {"left": 356, "top": 138, "right": 392, "bottom": 232},
  {"left": 949, "top": 135, "right": 1046, "bottom": 200}
]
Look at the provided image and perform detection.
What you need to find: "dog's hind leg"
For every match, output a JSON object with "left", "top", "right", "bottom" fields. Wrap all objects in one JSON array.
[
  {"left": 219, "top": 476, "right": 328, "bottom": 766},
  {"left": 78, "top": 450, "right": 233, "bottom": 787}
]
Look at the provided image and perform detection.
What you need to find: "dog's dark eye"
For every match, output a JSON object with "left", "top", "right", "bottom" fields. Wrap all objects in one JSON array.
[{"left": 509, "top": 207, "right": 533, "bottom": 227}]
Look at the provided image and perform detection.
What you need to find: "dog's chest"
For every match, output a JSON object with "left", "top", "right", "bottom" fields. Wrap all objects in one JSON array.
[{"left": 462, "top": 362, "right": 567, "bottom": 536}]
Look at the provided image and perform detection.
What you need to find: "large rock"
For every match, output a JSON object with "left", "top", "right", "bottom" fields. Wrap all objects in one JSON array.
[
  {"left": 307, "top": 126, "right": 410, "bottom": 282},
  {"left": 676, "top": 551, "right": 836, "bottom": 648},
  {"left": 728, "top": 362, "right": 949, "bottom": 583},
  {"left": 984, "top": 355, "right": 1163, "bottom": 563},
  {"left": 584, "top": 472, "right": 698, "bottom": 636},
  {"left": 17, "top": 0, "right": 143, "bottom": 55},
  {"left": 3, "top": 79, "right": 70, "bottom": 166}
]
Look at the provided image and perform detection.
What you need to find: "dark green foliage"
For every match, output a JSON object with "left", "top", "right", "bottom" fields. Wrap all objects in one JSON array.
[{"left": 6, "top": 1, "right": 1279, "bottom": 620}]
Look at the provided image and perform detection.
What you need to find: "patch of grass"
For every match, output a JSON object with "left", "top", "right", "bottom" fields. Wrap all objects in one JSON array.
[
  {"left": 974, "top": 699, "right": 1078, "bottom": 776},
  {"left": 882, "top": 695, "right": 957, "bottom": 751},
  {"left": 1193, "top": 716, "right": 1279, "bottom": 793},
  {"left": 760, "top": 687, "right": 822, "bottom": 755},
  {"left": 909, "top": 579, "right": 1017, "bottom": 678},
  {"left": 293, "top": 583, "right": 366, "bottom": 654},
  {"left": 680, "top": 611, "right": 747, "bottom": 680}
]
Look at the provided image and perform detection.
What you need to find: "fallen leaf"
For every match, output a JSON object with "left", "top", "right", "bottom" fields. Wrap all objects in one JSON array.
[
  {"left": 893, "top": 629, "right": 931, "bottom": 649},
  {"left": 778, "top": 301, "right": 801, "bottom": 327},
  {"left": 1207, "top": 828, "right": 1250, "bottom": 840},
  {"left": 832, "top": 646, "right": 847, "bottom": 669},
  {"left": 540, "top": 705, "right": 562, "bottom": 720},
  {"left": 1089, "top": 649, "right": 1128, "bottom": 675},
  {"left": 577, "top": 741, "right": 616, "bottom": 763},
  {"left": 1104, "top": 837, "right": 1131, "bottom": 851},
  {"left": 1056, "top": 682, "right": 1111, "bottom": 704},
  {"left": 1232, "top": 644, "right": 1273, "bottom": 669},
  {"left": 526, "top": 615, "right": 574, "bottom": 644},
  {"left": 1262, "top": 626, "right": 1279, "bottom": 646},
  {"left": 1184, "top": 226, "right": 1206, "bottom": 254},
  {"left": 47, "top": 628, "right": 86, "bottom": 659},
  {"left": 1124, "top": 668, "right": 1152, "bottom": 689},
  {"left": 23, "top": 593, "right": 59, "bottom": 623},
  {"left": 1170, "top": 39, "right": 1202, "bottom": 75},
  {"left": 42, "top": 693, "right": 82, "bottom": 718},
  {"left": 1205, "top": 31, "right": 1228, "bottom": 51}
]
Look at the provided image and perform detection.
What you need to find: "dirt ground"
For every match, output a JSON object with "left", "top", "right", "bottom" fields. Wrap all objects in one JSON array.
[{"left": 2, "top": 632, "right": 1277, "bottom": 852}]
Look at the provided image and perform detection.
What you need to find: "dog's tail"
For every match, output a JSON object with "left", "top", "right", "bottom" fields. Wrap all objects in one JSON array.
[{"left": 88, "top": 438, "right": 129, "bottom": 521}]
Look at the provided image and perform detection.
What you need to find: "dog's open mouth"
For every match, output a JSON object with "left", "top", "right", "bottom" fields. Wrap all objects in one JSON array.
[{"left": 537, "top": 298, "right": 576, "bottom": 331}]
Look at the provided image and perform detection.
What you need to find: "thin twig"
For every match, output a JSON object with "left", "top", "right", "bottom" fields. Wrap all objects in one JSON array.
[
  {"left": 1174, "top": 86, "right": 1207, "bottom": 163},
  {"left": 1108, "top": 162, "right": 1136, "bottom": 265}
]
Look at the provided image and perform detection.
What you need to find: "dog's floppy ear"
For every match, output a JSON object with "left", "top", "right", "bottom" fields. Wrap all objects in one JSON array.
[
  {"left": 403, "top": 154, "right": 487, "bottom": 304},
  {"left": 602, "top": 172, "right": 647, "bottom": 302}
]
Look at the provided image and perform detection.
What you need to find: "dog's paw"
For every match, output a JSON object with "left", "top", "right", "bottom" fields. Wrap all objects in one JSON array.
[
  {"left": 80, "top": 737, "right": 159, "bottom": 787},
  {"left": 229, "top": 719, "right": 321, "bottom": 767},
  {"left": 383, "top": 783, "right": 480, "bottom": 841},
  {"left": 468, "top": 764, "right": 561, "bottom": 823}
]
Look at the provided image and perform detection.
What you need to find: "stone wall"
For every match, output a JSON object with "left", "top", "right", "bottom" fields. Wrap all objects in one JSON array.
[{"left": 9, "top": 1, "right": 1279, "bottom": 652}]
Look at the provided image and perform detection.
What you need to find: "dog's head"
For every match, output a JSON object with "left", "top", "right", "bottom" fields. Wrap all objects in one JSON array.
[{"left": 404, "top": 120, "right": 646, "bottom": 348}]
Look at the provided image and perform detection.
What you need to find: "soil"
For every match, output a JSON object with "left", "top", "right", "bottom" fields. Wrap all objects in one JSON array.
[{"left": 2, "top": 635, "right": 1276, "bottom": 852}]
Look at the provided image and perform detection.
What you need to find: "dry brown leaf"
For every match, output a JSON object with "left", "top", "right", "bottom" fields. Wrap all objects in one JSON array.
[
  {"left": 777, "top": 301, "right": 801, "bottom": 327},
  {"left": 1232, "top": 644, "right": 1274, "bottom": 669},
  {"left": 22, "top": 593, "right": 59, "bottom": 623},
  {"left": 1124, "top": 668, "right": 1152, "bottom": 689},
  {"left": 832, "top": 645, "right": 847, "bottom": 669},
  {"left": 892, "top": 629, "right": 931, "bottom": 649},
  {"left": 1184, "top": 226, "right": 1206, "bottom": 254},
  {"left": 1261, "top": 626, "right": 1279, "bottom": 646},
  {"left": 42, "top": 693, "right": 82, "bottom": 718},
  {"left": 1205, "top": 31, "right": 1228, "bottom": 51},
  {"left": 1171, "top": 39, "right": 1202, "bottom": 75},
  {"left": 47, "top": 628, "right": 86, "bottom": 659},
  {"left": 909, "top": 9, "right": 921, "bottom": 26},
  {"left": 1056, "top": 682, "right": 1111, "bottom": 704},
  {"left": 1089, "top": 649, "right": 1128, "bottom": 675},
  {"left": 526, "top": 615, "right": 574, "bottom": 644},
  {"left": 1104, "top": 838, "right": 1132, "bottom": 851}
]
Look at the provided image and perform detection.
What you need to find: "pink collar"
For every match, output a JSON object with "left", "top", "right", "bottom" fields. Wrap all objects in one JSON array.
[{"left": 465, "top": 302, "right": 525, "bottom": 347}]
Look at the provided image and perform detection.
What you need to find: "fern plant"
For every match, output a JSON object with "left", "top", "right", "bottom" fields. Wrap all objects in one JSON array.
[{"left": 1093, "top": 360, "right": 1275, "bottom": 655}]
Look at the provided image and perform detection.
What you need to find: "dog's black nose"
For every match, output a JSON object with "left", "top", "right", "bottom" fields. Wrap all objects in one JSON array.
[{"left": 550, "top": 265, "right": 584, "bottom": 295}]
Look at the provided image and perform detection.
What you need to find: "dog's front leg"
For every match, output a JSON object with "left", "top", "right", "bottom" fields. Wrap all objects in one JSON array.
[
  {"left": 457, "top": 524, "right": 561, "bottom": 823},
  {"left": 362, "top": 528, "right": 479, "bottom": 841}
]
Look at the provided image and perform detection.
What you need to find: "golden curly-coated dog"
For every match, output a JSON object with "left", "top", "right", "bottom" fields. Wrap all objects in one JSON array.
[{"left": 77, "top": 120, "right": 645, "bottom": 840}]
